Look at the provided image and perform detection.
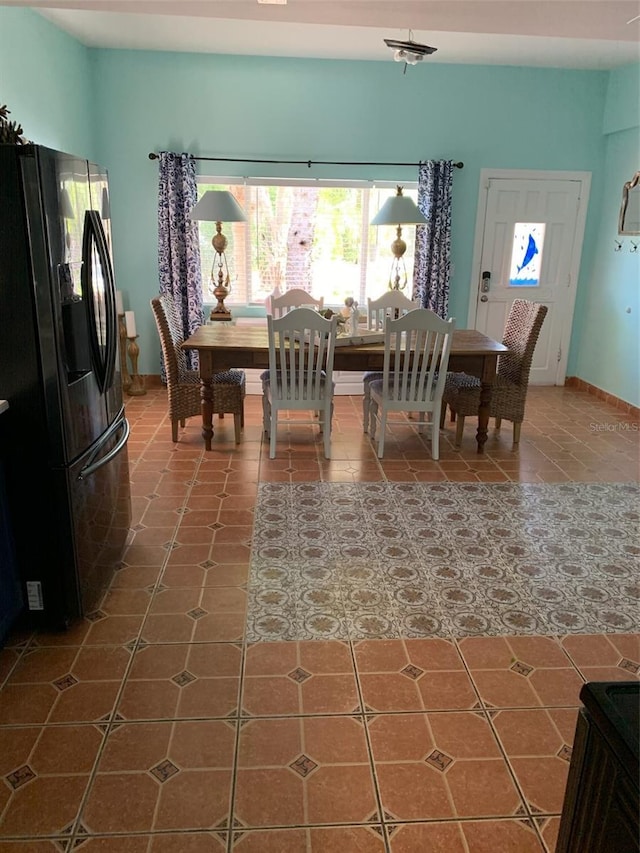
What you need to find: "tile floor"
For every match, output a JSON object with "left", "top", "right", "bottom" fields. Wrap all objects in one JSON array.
[{"left": 0, "top": 386, "right": 638, "bottom": 852}]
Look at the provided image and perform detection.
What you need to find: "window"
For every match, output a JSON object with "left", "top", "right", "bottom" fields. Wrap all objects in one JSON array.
[
  {"left": 509, "top": 222, "right": 545, "bottom": 287},
  {"left": 196, "top": 178, "right": 419, "bottom": 307}
]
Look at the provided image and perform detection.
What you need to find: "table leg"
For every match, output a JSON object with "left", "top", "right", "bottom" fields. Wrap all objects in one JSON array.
[
  {"left": 198, "top": 351, "right": 214, "bottom": 451},
  {"left": 476, "top": 380, "right": 491, "bottom": 454}
]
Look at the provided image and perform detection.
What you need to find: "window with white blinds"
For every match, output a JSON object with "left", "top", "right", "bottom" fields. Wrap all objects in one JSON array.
[{"left": 196, "top": 177, "right": 419, "bottom": 307}]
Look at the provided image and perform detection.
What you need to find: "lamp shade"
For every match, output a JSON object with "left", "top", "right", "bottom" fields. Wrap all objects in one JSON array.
[
  {"left": 190, "top": 190, "right": 247, "bottom": 223},
  {"left": 371, "top": 186, "right": 427, "bottom": 226}
]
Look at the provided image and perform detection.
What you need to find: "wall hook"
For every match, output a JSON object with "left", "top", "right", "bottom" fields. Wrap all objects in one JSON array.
[
  {"left": 630, "top": 241, "right": 638, "bottom": 253},
  {"left": 614, "top": 239, "right": 623, "bottom": 252}
]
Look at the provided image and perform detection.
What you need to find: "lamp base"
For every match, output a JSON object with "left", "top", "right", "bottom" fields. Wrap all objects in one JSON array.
[{"left": 209, "top": 309, "right": 233, "bottom": 321}]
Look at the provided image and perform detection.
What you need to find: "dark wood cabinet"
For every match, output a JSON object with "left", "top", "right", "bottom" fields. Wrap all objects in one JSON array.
[{"left": 557, "top": 682, "right": 639, "bottom": 853}]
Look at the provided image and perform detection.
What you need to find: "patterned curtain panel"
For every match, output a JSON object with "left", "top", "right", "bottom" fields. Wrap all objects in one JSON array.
[
  {"left": 413, "top": 160, "right": 453, "bottom": 319},
  {"left": 158, "top": 152, "right": 203, "bottom": 372}
]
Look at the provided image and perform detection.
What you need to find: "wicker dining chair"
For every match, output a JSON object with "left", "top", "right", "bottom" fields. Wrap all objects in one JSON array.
[
  {"left": 440, "top": 299, "right": 548, "bottom": 448},
  {"left": 150, "top": 295, "right": 246, "bottom": 443}
]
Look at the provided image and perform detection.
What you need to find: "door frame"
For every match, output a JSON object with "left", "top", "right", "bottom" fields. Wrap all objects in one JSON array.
[{"left": 466, "top": 169, "right": 591, "bottom": 385}]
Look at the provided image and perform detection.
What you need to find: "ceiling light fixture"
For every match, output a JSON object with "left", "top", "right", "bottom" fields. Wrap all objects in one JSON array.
[{"left": 384, "top": 30, "right": 437, "bottom": 74}]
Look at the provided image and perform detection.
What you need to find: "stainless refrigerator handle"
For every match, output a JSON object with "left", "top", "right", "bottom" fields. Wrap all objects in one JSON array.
[{"left": 78, "top": 417, "right": 130, "bottom": 481}]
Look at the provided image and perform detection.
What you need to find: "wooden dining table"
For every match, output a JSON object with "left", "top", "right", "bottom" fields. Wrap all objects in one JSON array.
[{"left": 182, "top": 323, "right": 508, "bottom": 453}]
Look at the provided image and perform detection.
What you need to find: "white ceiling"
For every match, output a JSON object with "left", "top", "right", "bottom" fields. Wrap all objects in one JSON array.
[{"left": 7, "top": 0, "right": 640, "bottom": 69}]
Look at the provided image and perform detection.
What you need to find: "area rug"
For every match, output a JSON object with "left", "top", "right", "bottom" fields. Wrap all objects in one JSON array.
[{"left": 247, "top": 481, "right": 639, "bottom": 641}]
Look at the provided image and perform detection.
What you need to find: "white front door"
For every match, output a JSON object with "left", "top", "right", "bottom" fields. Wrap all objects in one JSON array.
[{"left": 468, "top": 171, "right": 590, "bottom": 385}]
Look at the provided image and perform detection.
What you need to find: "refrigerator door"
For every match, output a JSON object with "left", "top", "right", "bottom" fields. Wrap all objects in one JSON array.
[
  {"left": 34, "top": 148, "right": 113, "bottom": 463},
  {"left": 89, "top": 163, "right": 123, "bottom": 426},
  {"left": 65, "top": 410, "right": 131, "bottom": 617},
  {"left": 82, "top": 209, "right": 117, "bottom": 395}
]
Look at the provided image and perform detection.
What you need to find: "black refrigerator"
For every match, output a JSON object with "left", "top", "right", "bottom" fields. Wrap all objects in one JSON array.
[{"left": 0, "top": 144, "right": 131, "bottom": 632}]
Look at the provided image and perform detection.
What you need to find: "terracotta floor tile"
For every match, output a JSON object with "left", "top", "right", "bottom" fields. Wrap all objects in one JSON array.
[
  {"left": 417, "top": 670, "right": 480, "bottom": 710},
  {"left": 368, "top": 713, "right": 434, "bottom": 762},
  {"left": 234, "top": 768, "right": 305, "bottom": 827},
  {"left": 149, "top": 834, "right": 227, "bottom": 852},
  {"left": 461, "top": 818, "right": 546, "bottom": 851},
  {"left": 375, "top": 762, "right": 454, "bottom": 821},
  {"left": 30, "top": 724, "right": 104, "bottom": 774},
  {"left": 192, "top": 612, "right": 246, "bottom": 642},
  {"left": 231, "top": 828, "right": 308, "bottom": 851},
  {"left": 0, "top": 842, "right": 65, "bottom": 851},
  {"left": 575, "top": 665, "right": 640, "bottom": 682},
  {"left": 238, "top": 717, "right": 302, "bottom": 767},
  {"left": 509, "top": 756, "right": 570, "bottom": 814},
  {"left": 48, "top": 681, "right": 122, "bottom": 723},
  {"left": 82, "top": 772, "right": 167, "bottom": 833},
  {"left": 82, "top": 615, "right": 144, "bottom": 646},
  {"left": 0, "top": 774, "right": 90, "bottom": 836},
  {"left": 141, "top": 614, "right": 196, "bottom": 643},
  {"left": 388, "top": 821, "right": 467, "bottom": 852},
  {"left": 540, "top": 815, "right": 561, "bottom": 852},
  {"left": 306, "top": 764, "right": 378, "bottom": 824},
  {"left": 528, "top": 668, "right": 585, "bottom": 707},
  {"left": 200, "top": 587, "right": 247, "bottom": 613},
  {"left": 359, "top": 672, "right": 424, "bottom": 712},
  {"left": 298, "top": 639, "right": 354, "bottom": 672},
  {"left": 301, "top": 673, "right": 360, "bottom": 714},
  {"left": 547, "top": 708, "right": 579, "bottom": 746},
  {"left": 470, "top": 670, "right": 543, "bottom": 709},
  {"left": 0, "top": 684, "right": 58, "bottom": 725},
  {"left": 241, "top": 674, "right": 302, "bottom": 716},
  {"left": 101, "top": 588, "right": 152, "bottom": 615},
  {"left": 429, "top": 711, "right": 503, "bottom": 759},
  {"left": 307, "top": 826, "right": 387, "bottom": 852},
  {"left": 354, "top": 639, "right": 409, "bottom": 672},
  {"left": 457, "top": 637, "right": 514, "bottom": 669},
  {"left": 404, "top": 638, "right": 465, "bottom": 670},
  {"left": 7, "top": 647, "right": 79, "bottom": 683},
  {"left": 506, "top": 637, "right": 570, "bottom": 668},
  {"left": 303, "top": 715, "right": 369, "bottom": 763},
  {"left": 491, "top": 709, "right": 566, "bottom": 757},
  {"left": 561, "top": 633, "right": 622, "bottom": 666},
  {"left": 446, "top": 759, "right": 522, "bottom": 817}
]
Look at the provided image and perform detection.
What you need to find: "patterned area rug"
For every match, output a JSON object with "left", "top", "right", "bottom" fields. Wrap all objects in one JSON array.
[{"left": 247, "top": 481, "right": 640, "bottom": 641}]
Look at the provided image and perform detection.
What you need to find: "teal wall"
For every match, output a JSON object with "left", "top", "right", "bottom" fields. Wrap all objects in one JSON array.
[
  {"left": 3, "top": 7, "right": 636, "bottom": 404},
  {"left": 568, "top": 64, "right": 640, "bottom": 406},
  {"left": 0, "top": 8, "right": 95, "bottom": 158},
  {"left": 91, "top": 49, "right": 607, "bottom": 377}
]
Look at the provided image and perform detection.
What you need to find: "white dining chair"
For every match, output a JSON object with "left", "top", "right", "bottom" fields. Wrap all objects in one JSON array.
[
  {"left": 266, "top": 288, "right": 324, "bottom": 318},
  {"left": 263, "top": 307, "right": 338, "bottom": 459},
  {"left": 362, "top": 290, "right": 419, "bottom": 433},
  {"left": 368, "top": 308, "right": 456, "bottom": 460},
  {"left": 261, "top": 289, "right": 325, "bottom": 390}
]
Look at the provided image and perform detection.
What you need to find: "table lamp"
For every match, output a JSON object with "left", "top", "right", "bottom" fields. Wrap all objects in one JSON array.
[
  {"left": 190, "top": 190, "right": 247, "bottom": 320},
  {"left": 371, "top": 186, "right": 427, "bottom": 291}
]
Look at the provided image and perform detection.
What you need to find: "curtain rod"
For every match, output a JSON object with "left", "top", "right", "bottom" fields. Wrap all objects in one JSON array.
[{"left": 148, "top": 152, "right": 463, "bottom": 169}]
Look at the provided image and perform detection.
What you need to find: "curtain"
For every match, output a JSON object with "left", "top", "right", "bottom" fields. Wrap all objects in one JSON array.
[
  {"left": 413, "top": 160, "right": 453, "bottom": 319},
  {"left": 157, "top": 152, "right": 203, "bottom": 372}
]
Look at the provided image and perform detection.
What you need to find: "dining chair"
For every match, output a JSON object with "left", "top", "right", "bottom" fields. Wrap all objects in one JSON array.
[
  {"left": 362, "top": 290, "right": 420, "bottom": 433},
  {"left": 261, "top": 289, "right": 325, "bottom": 389},
  {"left": 368, "top": 308, "right": 455, "bottom": 460},
  {"left": 150, "top": 295, "right": 246, "bottom": 443},
  {"left": 440, "top": 298, "right": 548, "bottom": 447},
  {"left": 262, "top": 307, "right": 338, "bottom": 459},
  {"left": 266, "top": 288, "right": 324, "bottom": 318}
]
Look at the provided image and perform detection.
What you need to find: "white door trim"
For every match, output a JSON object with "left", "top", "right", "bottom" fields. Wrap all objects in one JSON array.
[{"left": 467, "top": 169, "right": 591, "bottom": 385}]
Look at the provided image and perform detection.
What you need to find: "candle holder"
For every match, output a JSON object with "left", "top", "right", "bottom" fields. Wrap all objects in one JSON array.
[
  {"left": 126, "top": 335, "right": 146, "bottom": 396},
  {"left": 118, "top": 314, "right": 131, "bottom": 392}
]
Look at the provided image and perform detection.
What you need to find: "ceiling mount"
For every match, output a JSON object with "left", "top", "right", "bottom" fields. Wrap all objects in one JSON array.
[{"left": 384, "top": 29, "right": 437, "bottom": 73}]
